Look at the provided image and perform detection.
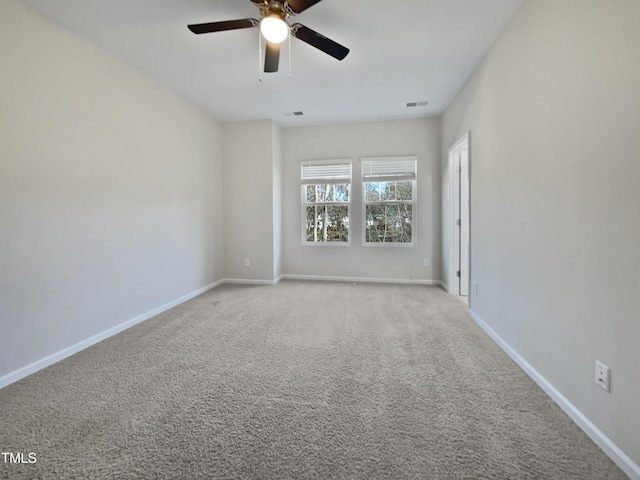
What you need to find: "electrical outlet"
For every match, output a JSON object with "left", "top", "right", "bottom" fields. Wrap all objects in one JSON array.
[
  {"left": 595, "top": 360, "right": 610, "bottom": 392},
  {"left": 244, "top": 258, "right": 250, "bottom": 267},
  {"left": 424, "top": 258, "right": 430, "bottom": 267},
  {"left": 472, "top": 281, "right": 479, "bottom": 295}
]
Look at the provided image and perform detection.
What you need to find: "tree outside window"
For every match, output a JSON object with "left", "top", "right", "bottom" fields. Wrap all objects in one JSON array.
[
  {"left": 362, "top": 157, "right": 417, "bottom": 245},
  {"left": 301, "top": 161, "right": 351, "bottom": 244}
]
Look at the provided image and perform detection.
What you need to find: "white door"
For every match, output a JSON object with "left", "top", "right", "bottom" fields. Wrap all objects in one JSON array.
[
  {"left": 448, "top": 133, "right": 470, "bottom": 297},
  {"left": 459, "top": 147, "right": 469, "bottom": 296}
]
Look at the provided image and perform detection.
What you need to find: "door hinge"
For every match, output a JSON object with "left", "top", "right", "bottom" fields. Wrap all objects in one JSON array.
[
  {"left": 456, "top": 219, "right": 461, "bottom": 226},
  {"left": 456, "top": 270, "right": 461, "bottom": 277}
]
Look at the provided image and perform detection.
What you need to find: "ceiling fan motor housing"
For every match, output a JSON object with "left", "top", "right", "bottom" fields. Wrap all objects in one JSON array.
[
  {"left": 251, "top": 0, "right": 291, "bottom": 20},
  {"left": 264, "top": 1, "right": 289, "bottom": 20}
]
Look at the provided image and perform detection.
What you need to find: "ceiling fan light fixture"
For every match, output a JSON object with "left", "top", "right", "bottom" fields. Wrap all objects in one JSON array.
[{"left": 260, "top": 15, "right": 289, "bottom": 44}]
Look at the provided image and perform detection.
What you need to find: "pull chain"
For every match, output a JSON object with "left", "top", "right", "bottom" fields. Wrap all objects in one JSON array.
[
  {"left": 288, "top": 29, "right": 292, "bottom": 78},
  {"left": 258, "top": 29, "right": 263, "bottom": 82}
]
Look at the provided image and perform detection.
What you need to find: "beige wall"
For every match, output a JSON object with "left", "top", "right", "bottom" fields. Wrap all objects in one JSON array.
[
  {"left": 282, "top": 118, "right": 441, "bottom": 282},
  {"left": 442, "top": 0, "right": 640, "bottom": 471},
  {"left": 0, "top": 0, "right": 223, "bottom": 380},
  {"left": 220, "top": 118, "right": 440, "bottom": 284},
  {"left": 221, "top": 120, "right": 278, "bottom": 282}
]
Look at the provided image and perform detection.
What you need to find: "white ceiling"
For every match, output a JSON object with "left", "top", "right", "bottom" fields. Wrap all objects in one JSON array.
[{"left": 18, "top": 0, "right": 522, "bottom": 127}]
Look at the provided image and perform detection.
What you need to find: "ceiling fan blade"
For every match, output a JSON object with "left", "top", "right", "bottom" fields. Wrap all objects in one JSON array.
[
  {"left": 285, "top": 0, "right": 323, "bottom": 14},
  {"left": 291, "top": 23, "right": 349, "bottom": 61},
  {"left": 264, "top": 42, "right": 280, "bottom": 73},
  {"left": 187, "top": 18, "right": 258, "bottom": 35}
]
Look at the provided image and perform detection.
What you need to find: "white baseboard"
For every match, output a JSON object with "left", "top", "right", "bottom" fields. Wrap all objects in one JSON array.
[
  {"left": 468, "top": 309, "right": 640, "bottom": 480},
  {"left": 280, "top": 274, "right": 442, "bottom": 286},
  {"left": 0, "top": 280, "right": 223, "bottom": 390},
  {"left": 221, "top": 278, "right": 278, "bottom": 286}
]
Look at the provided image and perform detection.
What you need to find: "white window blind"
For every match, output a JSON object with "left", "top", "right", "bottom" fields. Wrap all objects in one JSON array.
[
  {"left": 301, "top": 161, "right": 351, "bottom": 184},
  {"left": 361, "top": 157, "right": 417, "bottom": 182}
]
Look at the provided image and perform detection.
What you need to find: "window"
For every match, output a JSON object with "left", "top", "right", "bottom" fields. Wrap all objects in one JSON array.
[
  {"left": 301, "top": 160, "right": 351, "bottom": 244},
  {"left": 362, "top": 157, "right": 417, "bottom": 245}
]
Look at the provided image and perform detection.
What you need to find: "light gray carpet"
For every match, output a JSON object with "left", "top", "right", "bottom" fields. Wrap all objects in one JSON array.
[{"left": 0, "top": 280, "right": 627, "bottom": 479}]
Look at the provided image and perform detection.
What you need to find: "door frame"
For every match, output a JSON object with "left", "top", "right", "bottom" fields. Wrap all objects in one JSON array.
[{"left": 447, "top": 132, "right": 470, "bottom": 297}]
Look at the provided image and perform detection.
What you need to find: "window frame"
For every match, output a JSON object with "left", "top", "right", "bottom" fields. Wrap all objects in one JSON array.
[
  {"left": 301, "top": 159, "right": 352, "bottom": 246},
  {"left": 361, "top": 156, "right": 417, "bottom": 247}
]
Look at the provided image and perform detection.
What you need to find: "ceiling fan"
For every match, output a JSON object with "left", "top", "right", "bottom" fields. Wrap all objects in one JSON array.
[{"left": 187, "top": 0, "right": 350, "bottom": 73}]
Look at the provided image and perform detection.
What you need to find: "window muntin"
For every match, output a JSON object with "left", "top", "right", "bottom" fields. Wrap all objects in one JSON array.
[
  {"left": 302, "top": 161, "right": 351, "bottom": 244},
  {"left": 362, "top": 157, "right": 417, "bottom": 245}
]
